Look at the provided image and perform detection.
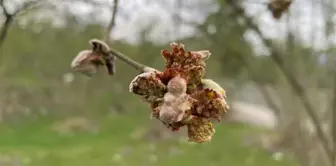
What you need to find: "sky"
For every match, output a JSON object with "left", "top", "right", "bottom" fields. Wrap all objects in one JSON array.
[
  {"left": 2, "top": 0, "right": 335, "bottom": 53},
  {"left": 62, "top": 0, "right": 336, "bottom": 52}
]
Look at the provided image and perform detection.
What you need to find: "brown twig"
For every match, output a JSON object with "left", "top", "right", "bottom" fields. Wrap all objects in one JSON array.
[
  {"left": 101, "top": 0, "right": 119, "bottom": 75},
  {"left": 108, "top": 48, "right": 153, "bottom": 73},
  {"left": 101, "top": 0, "right": 155, "bottom": 74},
  {"left": 332, "top": 63, "right": 336, "bottom": 166},
  {"left": 0, "top": 0, "right": 42, "bottom": 55},
  {"left": 104, "top": 0, "right": 118, "bottom": 42},
  {"left": 198, "top": 24, "right": 282, "bottom": 117},
  {"left": 227, "top": 0, "right": 333, "bottom": 161}
]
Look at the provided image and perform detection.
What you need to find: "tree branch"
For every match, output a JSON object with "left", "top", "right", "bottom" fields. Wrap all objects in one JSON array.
[
  {"left": 108, "top": 48, "right": 153, "bottom": 73},
  {"left": 100, "top": 0, "right": 154, "bottom": 74},
  {"left": 332, "top": 62, "right": 336, "bottom": 166},
  {"left": 198, "top": 28, "right": 282, "bottom": 117},
  {"left": 227, "top": 0, "right": 332, "bottom": 161},
  {"left": 0, "top": 0, "right": 9, "bottom": 16},
  {"left": 0, "top": 0, "right": 42, "bottom": 51},
  {"left": 103, "top": 0, "right": 118, "bottom": 42},
  {"left": 100, "top": 0, "right": 119, "bottom": 75}
]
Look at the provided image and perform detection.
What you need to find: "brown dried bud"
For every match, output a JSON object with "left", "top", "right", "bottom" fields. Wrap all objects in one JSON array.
[
  {"left": 71, "top": 39, "right": 116, "bottom": 76},
  {"left": 70, "top": 50, "right": 104, "bottom": 76}
]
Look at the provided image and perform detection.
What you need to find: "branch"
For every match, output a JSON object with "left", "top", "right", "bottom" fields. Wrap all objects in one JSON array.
[
  {"left": 0, "top": 0, "right": 9, "bottom": 16},
  {"left": 199, "top": 28, "right": 282, "bottom": 117},
  {"left": 227, "top": 0, "right": 333, "bottom": 161},
  {"left": 103, "top": 0, "right": 118, "bottom": 42},
  {"left": 100, "top": 0, "right": 154, "bottom": 74},
  {"left": 108, "top": 48, "right": 154, "bottom": 73},
  {"left": 99, "top": 0, "right": 120, "bottom": 76},
  {"left": 333, "top": 64, "right": 336, "bottom": 166},
  {"left": 0, "top": 0, "right": 42, "bottom": 51}
]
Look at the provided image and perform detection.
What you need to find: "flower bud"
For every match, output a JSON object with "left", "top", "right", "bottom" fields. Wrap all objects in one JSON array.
[{"left": 70, "top": 50, "right": 104, "bottom": 76}]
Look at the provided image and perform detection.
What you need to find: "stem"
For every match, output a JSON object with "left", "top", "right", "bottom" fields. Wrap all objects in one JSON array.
[
  {"left": 332, "top": 64, "right": 336, "bottom": 166},
  {"left": 104, "top": 0, "right": 118, "bottom": 42},
  {"left": 0, "top": 15, "right": 12, "bottom": 51},
  {"left": 100, "top": 0, "right": 156, "bottom": 74},
  {"left": 108, "top": 48, "right": 151, "bottom": 73}
]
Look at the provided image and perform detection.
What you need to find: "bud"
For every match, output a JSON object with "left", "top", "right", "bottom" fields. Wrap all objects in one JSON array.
[
  {"left": 70, "top": 50, "right": 104, "bottom": 76},
  {"left": 71, "top": 39, "right": 116, "bottom": 76}
]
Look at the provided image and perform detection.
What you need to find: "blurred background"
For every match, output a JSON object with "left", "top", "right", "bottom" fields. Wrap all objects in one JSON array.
[{"left": 0, "top": 0, "right": 335, "bottom": 165}]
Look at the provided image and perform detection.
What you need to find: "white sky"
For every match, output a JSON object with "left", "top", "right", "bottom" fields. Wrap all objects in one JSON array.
[{"left": 2, "top": 0, "right": 336, "bottom": 53}]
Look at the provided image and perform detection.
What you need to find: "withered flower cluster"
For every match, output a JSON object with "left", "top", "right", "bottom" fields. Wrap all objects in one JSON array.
[
  {"left": 129, "top": 43, "right": 229, "bottom": 143},
  {"left": 267, "top": 0, "right": 292, "bottom": 19}
]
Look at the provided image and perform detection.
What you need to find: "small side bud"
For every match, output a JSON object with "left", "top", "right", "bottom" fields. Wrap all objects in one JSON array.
[{"left": 70, "top": 50, "right": 104, "bottom": 77}]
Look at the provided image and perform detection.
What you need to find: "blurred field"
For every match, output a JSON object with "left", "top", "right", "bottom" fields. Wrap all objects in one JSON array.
[
  {"left": 0, "top": 0, "right": 334, "bottom": 165},
  {"left": 0, "top": 112, "right": 298, "bottom": 166}
]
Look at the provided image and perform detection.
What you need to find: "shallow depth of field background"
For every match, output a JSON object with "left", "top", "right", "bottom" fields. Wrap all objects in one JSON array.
[{"left": 0, "top": 0, "right": 335, "bottom": 166}]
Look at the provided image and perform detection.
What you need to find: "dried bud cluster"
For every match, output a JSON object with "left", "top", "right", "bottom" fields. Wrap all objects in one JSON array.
[
  {"left": 268, "top": 0, "right": 292, "bottom": 19},
  {"left": 129, "top": 43, "right": 230, "bottom": 143},
  {"left": 71, "top": 39, "right": 116, "bottom": 76}
]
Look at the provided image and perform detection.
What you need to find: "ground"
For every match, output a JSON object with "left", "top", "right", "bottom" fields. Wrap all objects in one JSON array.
[{"left": 0, "top": 113, "right": 298, "bottom": 166}]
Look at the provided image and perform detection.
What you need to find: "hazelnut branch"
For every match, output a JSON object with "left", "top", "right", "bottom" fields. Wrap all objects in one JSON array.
[
  {"left": 101, "top": 0, "right": 155, "bottom": 74},
  {"left": 108, "top": 48, "right": 155, "bottom": 73}
]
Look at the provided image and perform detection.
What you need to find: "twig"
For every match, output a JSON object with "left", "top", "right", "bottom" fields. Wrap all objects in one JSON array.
[
  {"left": 227, "top": 0, "right": 333, "bottom": 161},
  {"left": 0, "top": 0, "right": 41, "bottom": 52},
  {"left": 108, "top": 48, "right": 152, "bottom": 73},
  {"left": 104, "top": 0, "right": 118, "bottom": 42},
  {"left": 101, "top": 0, "right": 154, "bottom": 74},
  {"left": 101, "top": 0, "right": 119, "bottom": 75},
  {"left": 332, "top": 63, "right": 336, "bottom": 166},
  {"left": 199, "top": 27, "right": 282, "bottom": 117}
]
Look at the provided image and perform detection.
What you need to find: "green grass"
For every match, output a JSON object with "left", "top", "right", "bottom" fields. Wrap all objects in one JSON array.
[{"left": 0, "top": 113, "right": 299, "bottom": 166}]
